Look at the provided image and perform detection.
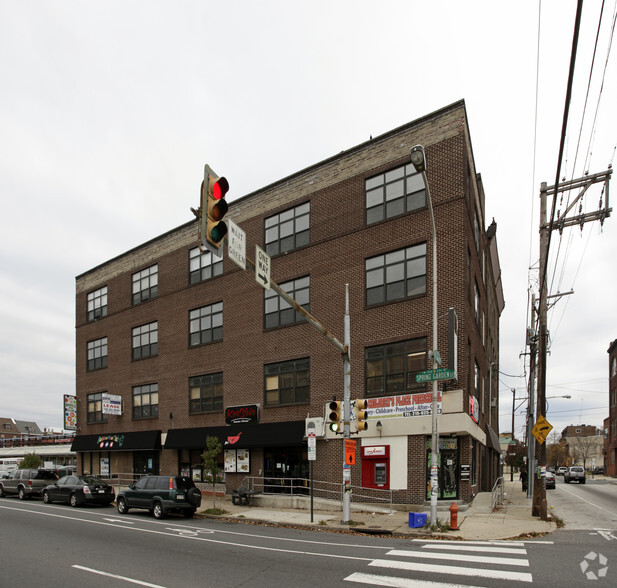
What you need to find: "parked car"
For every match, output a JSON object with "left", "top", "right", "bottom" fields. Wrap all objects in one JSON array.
[
  {"left": 564, "top": 465, "right": 586, "bottom": 484},
  {"left": 43, "top": 475, "right": 115, "bottom": 507},
  {"left": 545, "top": 470, "right": 556, "bottom": 489},
  {"left": 116, "top": 475, "right": 202, "bottom": 519},
  {"left": 592, "top": 466, "right": 604, "bottom": 475},
  {"left": 557, "top": 466, "right": 568, "bottom": 476},
  {"left": 0, "top": 469, "right": 58, "bottom": 499}
]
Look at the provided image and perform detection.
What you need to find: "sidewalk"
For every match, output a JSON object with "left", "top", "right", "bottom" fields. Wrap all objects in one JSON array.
[{"left": 198, "top": 479, "right": 556, "bottom": 541}]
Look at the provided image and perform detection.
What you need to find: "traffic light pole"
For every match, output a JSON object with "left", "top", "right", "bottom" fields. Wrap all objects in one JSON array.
[{"left": 245, "top": 257, "right": 354, "bottom": 522}]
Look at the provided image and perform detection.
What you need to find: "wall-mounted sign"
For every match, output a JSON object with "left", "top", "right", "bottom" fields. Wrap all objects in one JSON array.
[
  {"left": 469, "top": 396, "right": 479, "bottom": 423},
  {"left": 102, "top": 393, "right": 122, "bottom": 416},
  {"left": 365, "top": 393, "right": 442, "bottom": 420},
  {"left": 225, "top": 404, "right": 259, "bottom": 425},
  {"left": 63, "top": 394, "right": 77, "bottom": 431},
  {"left": 460, "top": 464, "right": 470, "bottom": 480},
  {"left": 224, "top": 448, "right": 250, "bottom": 473}
]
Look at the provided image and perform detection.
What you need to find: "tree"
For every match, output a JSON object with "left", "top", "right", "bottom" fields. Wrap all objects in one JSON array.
[
  {"left": 201, "top": 436, "right": 222, "bottom": 509},
  {"left": 546, "top": 431, "right": 568, "bottom": 468},
  {"left": 568, "top": 435, "right": 601, "bottom": 470},
  {"left": 18, "top": 453, "right": 42, "bottom": 469}
]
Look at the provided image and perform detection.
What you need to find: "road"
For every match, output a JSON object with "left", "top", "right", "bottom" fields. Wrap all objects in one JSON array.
[{"left": 0, "top": 482, "right": 615, "bottom": 587}]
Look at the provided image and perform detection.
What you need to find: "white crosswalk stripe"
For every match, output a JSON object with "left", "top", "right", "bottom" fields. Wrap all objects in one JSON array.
[{"left": 344, "top": 540, "right": 533, "bottom": 586}]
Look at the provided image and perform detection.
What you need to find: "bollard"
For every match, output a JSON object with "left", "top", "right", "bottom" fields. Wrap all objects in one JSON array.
[{"left": 449, "top": 501, "right": 459, "bottom": 530}]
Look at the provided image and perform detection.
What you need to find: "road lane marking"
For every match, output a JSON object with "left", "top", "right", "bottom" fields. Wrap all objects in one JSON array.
[
  {"left": 421, "top": 543, "right": 527, "bottom": 554},
  {"left": 345, "top": 572, "right": 484, "bottom": 587},
  {"left": 387, "top": 549, "right": 529, "bottom": 567},
  {"left": 369, "top": 559, "right": 533, "bottom": 583},
  {"left": 72, "top": 565, "right": 166, "bottom": 587}
]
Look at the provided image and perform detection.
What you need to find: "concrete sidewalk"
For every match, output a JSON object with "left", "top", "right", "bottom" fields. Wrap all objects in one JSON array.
[{"left": 198, "top": 479, "right": 556, "bottom": 541}]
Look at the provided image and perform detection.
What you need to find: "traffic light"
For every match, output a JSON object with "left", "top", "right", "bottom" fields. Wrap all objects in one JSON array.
[
  {"left": 355, "top": 399, "right": 369, "bottom": 431},
  {"left": 201, "top": 164, "right": 229, "bottom": 250},
  {"left": 328, "top": 401, "right": 341, "bottom": 433}
]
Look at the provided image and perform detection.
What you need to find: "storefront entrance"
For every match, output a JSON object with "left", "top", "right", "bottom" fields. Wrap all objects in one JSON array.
[
  {"left": 134, "top": 451, "right": 159, "bottom": 476},
  {"left": 264, "top": 447, "right": 308, "bottom": 494},
  {"left": 426, "top": 438, "right": 458, "bottom": 500}
]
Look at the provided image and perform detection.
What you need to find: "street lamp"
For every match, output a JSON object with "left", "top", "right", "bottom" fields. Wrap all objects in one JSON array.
[{"left": 411, "top": 145, "right": 439, "bottom": 527}]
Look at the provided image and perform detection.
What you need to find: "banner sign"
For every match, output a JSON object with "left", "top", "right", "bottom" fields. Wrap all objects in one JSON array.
[
  {"left": 366, "top": 392, "right": 442, "bottom": 419},
  {"left": 63, "top": 394, "right": 77, "bottom": 431},
  {"left": 102, "top": 393, "right": 122, "bottom": 415}
]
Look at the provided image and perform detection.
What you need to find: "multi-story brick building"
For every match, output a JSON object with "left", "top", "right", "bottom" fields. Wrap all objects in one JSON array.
[
  {"left": 73, "top": 101, "right": 504, "bottom": 505},
  {"left": 605, "top": 339, "right": 617, "bottom": 476}
]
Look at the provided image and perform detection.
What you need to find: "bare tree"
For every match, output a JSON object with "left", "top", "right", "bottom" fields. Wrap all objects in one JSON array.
[{"left": 568, "top": 436, "right": 598, "bottom": 469}]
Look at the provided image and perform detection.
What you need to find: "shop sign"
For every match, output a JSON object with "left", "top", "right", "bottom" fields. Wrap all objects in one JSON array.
[
  {"left": 224, "top": 448, "right": 250, "bottom": 473},
  {"left": 102, "top": 393, "right": 122, "bottom": 416},
  {"left": 469, "top": 395, "right": 479, "bottom": 423},
  {"left": 363, "top": 445, "right": 387, "bottom": 457},
  {"left": 460, "top": 464, "right": 470, "bottom": 480},
  {"left": 63, "top": 394, "right": 77, "bottom": 430},
  {"left": 97, "top": 434, "right": 125, "bottom": 449},
  {"left": 225, "top": 404, "right": 259, "bottom": 425},
  {"left": 365, "top": 393, "right": 442, "bottom": 419}
]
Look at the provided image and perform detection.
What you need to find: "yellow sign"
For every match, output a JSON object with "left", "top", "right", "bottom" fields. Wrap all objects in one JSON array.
[{"left": 532, "top": 415, "right": 553, "bottom": 444}]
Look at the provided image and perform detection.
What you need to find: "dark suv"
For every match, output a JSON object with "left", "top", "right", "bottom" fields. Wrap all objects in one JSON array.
[
  {"left": 116, "top": 475, "right": 201, "bottom": 519},
  {"left": 0, "top": 469, "right": 58, "bottom": 499}
]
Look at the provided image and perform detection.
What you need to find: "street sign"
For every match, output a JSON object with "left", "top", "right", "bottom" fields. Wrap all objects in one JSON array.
[
  {"left": 415, "top": 368, "right": 455, "bottom": 383},
  {"left": 227, "top": 219, "right": 246, "bottom": 269},
  {"left": 532, "top": 415, "right": 553, "bottom": 445},
  {"left": 307, "top": 434, "right": 316, "bottom": 461},
  {"left": 255, "top": 245, "right": 271, "bottom": 290},
  {"left": 345, "top": 439, "right": 356, "bottom": 465}
]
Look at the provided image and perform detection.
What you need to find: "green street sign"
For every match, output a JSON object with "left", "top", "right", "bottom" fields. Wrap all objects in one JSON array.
[{"left": 416, "top": 368, "right": 455, "bottom": 383}]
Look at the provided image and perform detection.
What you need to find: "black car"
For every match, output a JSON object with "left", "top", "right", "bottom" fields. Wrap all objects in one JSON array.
[
  {"left": 43, "top": 475, "right": 115, "bottom": 507},
  {"left": 116, "top": 475, "right": 201, "bottom": 519}
]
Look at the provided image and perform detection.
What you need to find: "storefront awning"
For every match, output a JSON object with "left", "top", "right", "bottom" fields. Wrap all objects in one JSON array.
[
  {"left": 164, "top": 420, "right": 306, "bottom": 450},
  {"left": 484, "top": 424, "right": 501, "bottom": 451},
  {"left": 71, "top": 430, "right": 161, "bottom": 452}
]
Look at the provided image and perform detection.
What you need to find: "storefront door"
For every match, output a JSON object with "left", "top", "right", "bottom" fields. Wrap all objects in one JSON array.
[
  {"left": 263, "top": 447, "right": 308, "bottom": 493},
  {"left": 133, "top": 451, "right": 159, "bottom": 476},
  {"left": 426, "top": 438, "right": 458, "bottom": 500}
]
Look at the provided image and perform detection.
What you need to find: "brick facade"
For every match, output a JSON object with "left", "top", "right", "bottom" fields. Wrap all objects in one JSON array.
[{"left": 74, "top": 101, "right": 503, "bottom": 505}]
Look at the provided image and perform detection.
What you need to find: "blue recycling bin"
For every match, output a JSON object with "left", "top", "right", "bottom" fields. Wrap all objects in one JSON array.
[{"left": 408, "top": 512, "right": 428, "bottom": 528}]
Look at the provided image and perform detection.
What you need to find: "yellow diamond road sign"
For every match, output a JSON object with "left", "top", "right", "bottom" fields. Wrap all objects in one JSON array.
[{"left": 532, "top": 415, "right": 553, "bottom": 445}]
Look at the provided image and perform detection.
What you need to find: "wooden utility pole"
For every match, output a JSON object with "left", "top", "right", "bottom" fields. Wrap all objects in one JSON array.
[{"left": 534, "top": 169, "right": 612, "bottom": 519}]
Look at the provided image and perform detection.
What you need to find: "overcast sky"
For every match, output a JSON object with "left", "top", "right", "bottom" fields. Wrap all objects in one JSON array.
[{"left": 1, "top": 1, "right": 615, "bottom": 440}]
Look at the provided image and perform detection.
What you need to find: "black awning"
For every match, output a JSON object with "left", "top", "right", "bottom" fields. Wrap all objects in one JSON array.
[
  {"left": 485, "top": 424, "right": 501, "bottom": 451},
  {"left": 165, "top": 420, "right": 306, "bottom": 450},
  {"left": 71, "top": 430, "right": 161, "bottom": 452}
]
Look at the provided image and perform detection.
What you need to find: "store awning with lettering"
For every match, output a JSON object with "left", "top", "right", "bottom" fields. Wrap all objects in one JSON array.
[
  {"left": 71, "top": 430, "right": 161, "bottom": 452},
  {"left": 164, "top": 421, "right": 306, "bottom": 450}
]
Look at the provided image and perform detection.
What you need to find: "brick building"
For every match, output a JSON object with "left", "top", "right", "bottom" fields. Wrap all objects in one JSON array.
[
  {"left": 605, "top": 339, "right": 617, "bottom": 476},
  {"left": 73, "top": 101, "right": 504, "bottom": 505}
]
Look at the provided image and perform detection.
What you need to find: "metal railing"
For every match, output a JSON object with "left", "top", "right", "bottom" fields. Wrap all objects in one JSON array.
[
  {"left": 241, "top": 476, "right": 393, "bottom": 512},
  {"left": 491, "top": 476, "right": 504, "bottom": 511}
]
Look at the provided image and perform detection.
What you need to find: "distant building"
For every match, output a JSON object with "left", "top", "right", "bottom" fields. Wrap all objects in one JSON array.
[
  {"left": 73, "top": 101, "right": 504, "bottom": 505},
  {"left": 605, "top": 339, "right": 617, "bottom": 476},
  {"left": 561, "top": 424, "right": 603, "bottom": 469}
]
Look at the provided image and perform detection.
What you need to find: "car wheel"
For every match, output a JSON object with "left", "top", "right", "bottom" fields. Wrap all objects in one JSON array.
[
  {"left": 0, "top": 486, "right": 5, "bottom": 498},
  {"left": 43, "top": 491, "right": 52, "bottom": 504},
  {"left": 18, "top": 487, "right": 26, "bottom": 500},
  {"left": 117, "top": 497, "right": 129, "bottom": 514},
  {"left": 581, "top": 479, "right": 586, "bottom": 484},
  {"left": 153, "top": 502, "right": 167, "bottom": 519},
  {"left": 70, "top": 493, "right": 81, "bottom": 507},
  {"left": 183, "top": 508, "right": 196, "bottom": 518},
  {"left": 187, "top": 487, "right": 201, "bottom": 507}
]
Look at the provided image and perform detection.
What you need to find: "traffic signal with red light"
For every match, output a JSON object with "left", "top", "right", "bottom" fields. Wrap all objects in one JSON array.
[
  {"left": 201, "top": 164, "right": 229, "bottom": 251},
  {"left": 328, "top": 401, "right": 341, "bottom": 433},
  {"left": 355, "top": 399, "right": 369, "bottom": 431}
]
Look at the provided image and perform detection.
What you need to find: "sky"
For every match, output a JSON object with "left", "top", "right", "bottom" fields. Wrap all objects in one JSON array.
[{"left": 1, "top": 1, "right": 616, "bottom": 441}]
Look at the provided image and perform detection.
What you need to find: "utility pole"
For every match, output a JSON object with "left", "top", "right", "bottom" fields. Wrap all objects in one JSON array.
[
  {"left": 510, "top": 388, "right": 516, "bottom": 482},
  {"left": 534, "top": 169, "right": 612, "bottom": 518}
]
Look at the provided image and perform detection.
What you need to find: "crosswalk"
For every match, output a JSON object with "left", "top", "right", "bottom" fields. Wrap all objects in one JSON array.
[{"left": 344, "top": 539, "right": 541, "bottom": 587}]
